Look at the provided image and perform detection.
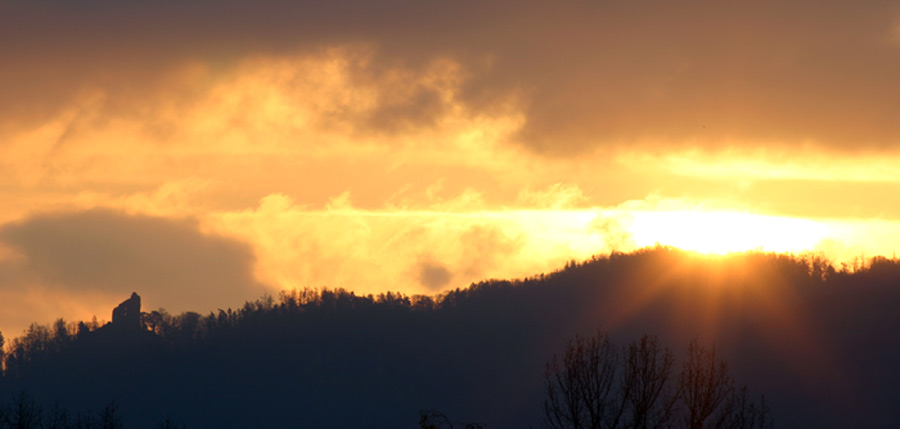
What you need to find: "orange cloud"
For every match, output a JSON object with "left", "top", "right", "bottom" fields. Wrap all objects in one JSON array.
[
  {"left": 4, "top": 0, "right": 900, "bottom": 343},
  {"left": 4, "top": 1, "right": 900, "bottom": 154}
]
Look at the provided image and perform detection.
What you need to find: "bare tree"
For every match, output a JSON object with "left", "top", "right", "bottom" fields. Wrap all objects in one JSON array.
[
  {"left": 679, "top": 339, "right": 732, "bottom": 429},
  {"left": 419, "top": 409, "right": 485, "bottom": 429},
  {"left": 99, "top": 402, "right": 123, "bottom": 429},
  {"left": 715, "top": 386, "right": 771, "bottom": 429},
  {"left": 544, "top": 331, "right": 771, "bottom": 429},
  {"left": 44, "top": 401, "right": 71, "bottom": 429},
  {"left": 622, "top": 336, "right": 677, "bottom": 429},
  {"left": 157, "top": 415, "right": 183, "bottom": 429},
  {"left": 544, "top": 330, "right": 620, "bottom": 429},
  {"left": 6, "top": 391, "right": 42, "bottom": 429}
]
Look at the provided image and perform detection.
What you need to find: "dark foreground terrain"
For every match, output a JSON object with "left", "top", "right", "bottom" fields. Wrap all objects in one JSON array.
[{"left": 1, "top": 247, "right": 898, "bottom": 427}]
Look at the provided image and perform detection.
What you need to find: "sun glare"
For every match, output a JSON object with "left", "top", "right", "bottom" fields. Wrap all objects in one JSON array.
[{"left": 629, "top": 211, "right": 829, "bottom": 255}]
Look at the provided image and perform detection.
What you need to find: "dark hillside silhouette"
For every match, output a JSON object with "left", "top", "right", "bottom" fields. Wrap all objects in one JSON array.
[{"left": 0, "top": 247, "right": 898, "bottom": 427}]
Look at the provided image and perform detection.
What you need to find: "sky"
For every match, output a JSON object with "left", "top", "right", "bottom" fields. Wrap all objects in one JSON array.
[{"left": 2, "top": 0, "right": 900, "bottom": 337}]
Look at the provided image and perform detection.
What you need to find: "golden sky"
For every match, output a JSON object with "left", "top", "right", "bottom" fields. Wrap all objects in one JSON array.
[{"left": 2, "top": 0, "right": 900, "bottom": 336}]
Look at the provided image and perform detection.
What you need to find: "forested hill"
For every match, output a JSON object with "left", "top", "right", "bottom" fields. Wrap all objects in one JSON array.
[{"left": 1, "top": 247, "right": 899, "bottom": 428}]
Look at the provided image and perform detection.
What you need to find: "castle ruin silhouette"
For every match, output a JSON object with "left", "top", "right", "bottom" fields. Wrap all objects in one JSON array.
[{"left": 112, "top": 292, "right": 141, "bottom": 331}]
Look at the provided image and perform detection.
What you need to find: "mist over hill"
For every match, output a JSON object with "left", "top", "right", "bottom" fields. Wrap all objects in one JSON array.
[{"left": 1, "top": 247, "right": 898, "bottom": 428}]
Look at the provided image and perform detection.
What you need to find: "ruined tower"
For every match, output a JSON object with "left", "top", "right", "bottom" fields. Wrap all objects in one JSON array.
[{"left": 112, "top": 292, "right": 141, "bottom": 331}]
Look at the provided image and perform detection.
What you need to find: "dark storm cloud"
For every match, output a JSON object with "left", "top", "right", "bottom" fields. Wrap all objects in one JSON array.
[
  {"left": 0, "top": 209, "right": 265, "bottom": 311},
  {"left": 3, "top": 0, "right": 900, "bottom": 152}
]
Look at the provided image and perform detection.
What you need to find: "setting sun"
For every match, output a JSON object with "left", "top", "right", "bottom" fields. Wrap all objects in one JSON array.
[{"left": 629, "top": 211, "right": 830, "bottom": 254}]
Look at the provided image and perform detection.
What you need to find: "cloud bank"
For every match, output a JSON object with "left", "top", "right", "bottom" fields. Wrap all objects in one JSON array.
[
  {"left": 3, "top": 0, "right": 900, "bottom": 154},
  {"left": 0, "top": 209, "right": 265, "bottom": 315}
]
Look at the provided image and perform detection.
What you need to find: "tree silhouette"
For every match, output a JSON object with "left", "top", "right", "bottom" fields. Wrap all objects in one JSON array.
[
  {"left": 679, "top": 339, "right": 732, "bottom": 428},
  {"left": 98, "top": 402, "right": 123, "bottom": 429},
  {"left": 623, "top": 335, "right": 677, "bottom": 428},
  {"left": 544, "top": 330, "right": 771, "bottom": 429},
  {"left": 44, "top": 402, "right": 70, "bottom": 429},
  {"left": 419, "top": 410, "right": 485, "bottom": 429},
  {"left": 544, "top": 330, "right": 620, "bottom": 428},
  {"left": 6, "top": 391, "right": 41, "bottom": 429},
  {"left": 157, "top": 415, "right": 184, "bottom": 429}
]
